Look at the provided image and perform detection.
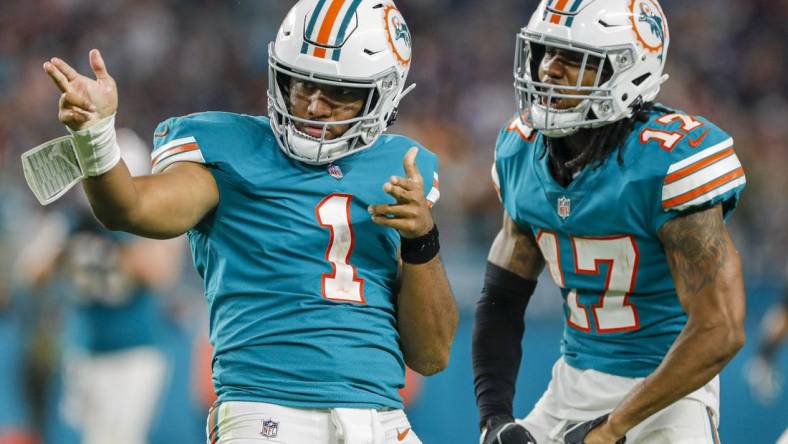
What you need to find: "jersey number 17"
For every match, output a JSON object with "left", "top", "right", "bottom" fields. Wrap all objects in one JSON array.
[{"left": 537, "top": 231, "right": 640, "bottom": 333}]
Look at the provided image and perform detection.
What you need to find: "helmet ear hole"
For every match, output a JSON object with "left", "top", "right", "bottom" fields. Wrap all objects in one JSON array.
[{"left": 632, "top": 72, "right": 651, "bottom": 86}]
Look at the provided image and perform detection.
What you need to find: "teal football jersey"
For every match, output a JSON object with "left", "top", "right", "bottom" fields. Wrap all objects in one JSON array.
[
  {"left": 61, "top": 214, "right": 162, "bottom": 353},
  {"left": 151, "top": 112, "right": 440, "bottom": 408},
  {"left": 494, "top": 105, "right": 745, "bottom": 377}
]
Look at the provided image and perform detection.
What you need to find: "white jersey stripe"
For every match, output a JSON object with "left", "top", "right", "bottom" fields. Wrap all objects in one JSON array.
[
  {"left": 426, "top": 187, "right": 440, "bottom": 206},
  {"left": 662, "top": 153, "right": 742, "bottom": 200},
  {"left": 150, "top": 136, "right": 197, "bottom": 158},
  {"left": 151, "top": 149, "right": 206, "bottom": 174},
  {"left": 666, "top": 138, "right": 733, "bottom": 173},
  {"left": 426, "top": 172, "right": 440, "bottom": 206},
  {"left": 665, "top": 176, "right": 746, "bottom": 211}
]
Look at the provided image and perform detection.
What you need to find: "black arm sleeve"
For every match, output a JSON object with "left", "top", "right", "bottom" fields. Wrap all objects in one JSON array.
[{"left": 473, "top": 262, "right": 537, "bottom": 428}]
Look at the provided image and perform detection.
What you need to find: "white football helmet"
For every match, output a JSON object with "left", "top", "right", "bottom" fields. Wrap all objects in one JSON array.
[
  {"left": 268, "top": 0, "right": 415, "bottom": 164},
  {"left": 515, "top": 0, "right": 670, "bottom": 137}
]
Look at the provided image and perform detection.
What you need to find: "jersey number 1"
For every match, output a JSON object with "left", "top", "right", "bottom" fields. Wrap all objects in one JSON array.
[
  {"left": 537, "top": 232, "right": 640, "bottom": 333},
  {"left": 316, "top": 193, "right": 365, "bottom": 303}
]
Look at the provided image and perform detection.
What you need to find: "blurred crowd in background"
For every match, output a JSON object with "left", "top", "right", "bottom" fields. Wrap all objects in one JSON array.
[{"left": 0, "top": 0, "right": 786, "bottom": 443}]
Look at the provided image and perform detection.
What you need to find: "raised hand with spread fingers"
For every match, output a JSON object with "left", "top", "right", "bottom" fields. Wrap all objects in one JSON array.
[{"left": 43, "top": 49, "right": 117, "bottom": 131}]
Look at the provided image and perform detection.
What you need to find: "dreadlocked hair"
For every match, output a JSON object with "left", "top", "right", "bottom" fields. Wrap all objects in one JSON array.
[{"left": 542, "top": 101, "right": 672, "bottom": 186}]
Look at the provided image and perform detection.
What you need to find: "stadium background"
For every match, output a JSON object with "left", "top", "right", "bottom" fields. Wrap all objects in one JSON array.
[{"left": 0, "top": 0, "right": 786, "bottom": 442}]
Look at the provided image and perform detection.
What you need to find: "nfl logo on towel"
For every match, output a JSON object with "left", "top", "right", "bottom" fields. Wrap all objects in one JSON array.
[
  {"left": 557, "top": 196, "right": 571, "bottom": 219},
  {"left": 261, "top": 419, "right": 278, "bottom": 438}
]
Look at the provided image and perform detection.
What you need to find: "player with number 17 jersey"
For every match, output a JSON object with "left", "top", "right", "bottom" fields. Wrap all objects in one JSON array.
[
  {"left": 474, "top": 1, "right": 746, "bottom": 441},
  {"left": 494, "top": 105, "right": 745, "bottom": 379},
  {"left": 151, "top": 111, "right": 440, "bottom": 409}
]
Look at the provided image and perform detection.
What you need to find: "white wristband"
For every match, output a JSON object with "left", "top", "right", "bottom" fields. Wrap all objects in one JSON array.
[{"left": 67, "top": 113, "right": 121, "bottom": 176}]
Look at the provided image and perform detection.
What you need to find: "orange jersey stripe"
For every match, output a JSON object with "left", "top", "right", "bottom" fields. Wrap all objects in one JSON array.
[
  {"left": 152, "top": 143, "right": 199, "bottom": 166},
  {"left": 664, "top": 147, "right": 735, "bottom": 185},
  {"left": 662, "top": 167, "right": 744, "bottom": 208},
  {"left": 208, "top": 405, "right": 217, "bottom": 444},
  {"left": 553, "top": 0, "right": 571, "bottom": 11},
  {"left": 507, "top": 120, "right": 535, "bottom": 142},
  {"left": 313, "top": 0, "right": 346, "bottom": 58}
]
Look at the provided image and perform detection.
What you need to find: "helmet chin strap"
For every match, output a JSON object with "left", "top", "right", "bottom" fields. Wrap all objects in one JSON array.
[
  {"left": 285, "top": 125, "right": 350, "bottom": 165},
  {"left": 529, "top": 103, "right": 586, "bottom": 137},
  {"left": 541, "top": 126, "right": 580, "bottom": 138}
]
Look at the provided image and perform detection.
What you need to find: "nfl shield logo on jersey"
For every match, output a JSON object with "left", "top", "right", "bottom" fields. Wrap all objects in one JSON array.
[
  {"left": 557, "top": 196, "right": 571, "bottom": 219},
  {"left": 327, "top": 163, "right": 344, "bottom": 180},
  {"left": 261, "top": 419, "right": 278, "bottom": 439}
]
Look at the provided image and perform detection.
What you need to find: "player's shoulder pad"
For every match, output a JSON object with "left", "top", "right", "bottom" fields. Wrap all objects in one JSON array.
[
  {"left": 150, "top": 112, "right": 271, "bottom": 174},
  {"left": 635, "top": 107, "right": 745, "bottom": 212},
  {"left": 379, "top": 133, "right": 440, "bottom": 207},
  {"left": 492, "top": 115, "right": 540, "bottom": 201},
  {"left": 377, "top": 133, "right": 439, "bottom": 174},
  {"left": 378, "top": 133, "right": 437, "bottom": 160},
  {"left": 495, "top": 115, "right": 539, "bottom": 161}
]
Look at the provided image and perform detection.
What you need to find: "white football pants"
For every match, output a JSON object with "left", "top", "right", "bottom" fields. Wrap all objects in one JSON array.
[
  {"left": 206, "top": 401, "right": 421, "bottom": 444},
  {"left": 60, "top": 346, "right": 168, "bottom": 444},
  {"left": 518, "top": 357, "right": 721, "bottom": 444}
]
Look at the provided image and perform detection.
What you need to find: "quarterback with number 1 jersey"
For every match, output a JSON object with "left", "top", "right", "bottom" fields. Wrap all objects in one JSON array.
[
  {"left": 151, "top": 111, "right": 439, "bottom": 409},
  {"left": 38, "top": 0, "right": 456, "bottom": 441}
]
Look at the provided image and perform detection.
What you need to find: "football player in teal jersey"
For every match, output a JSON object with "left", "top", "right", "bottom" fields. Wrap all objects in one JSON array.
[
  {"left": 0, "top": 184, "right": 36, "bottom": 444},
  {"left": 473, "top": 1, "right": 746, "bottom": 443},
  {"left": 0, "top": 248, "right": 35, "bottom": 444},
  {"left": 22, "top": 208, "right": 182, "bottom": 444},
  {"left": 39, "top": 0, "right": 458, "bottom": 442}
]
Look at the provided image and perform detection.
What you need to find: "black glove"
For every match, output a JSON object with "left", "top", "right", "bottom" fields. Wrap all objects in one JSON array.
[
  {"left": 563, "top": 414, "right": 625, "bottom": 444},
  {"left": 482, "top": 414, "right": 537, "bottom": 444}
]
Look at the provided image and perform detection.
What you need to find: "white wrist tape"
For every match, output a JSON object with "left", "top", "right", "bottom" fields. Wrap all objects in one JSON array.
[{"left": 67, "top": 113, "right": 122, "bottom": 176}]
